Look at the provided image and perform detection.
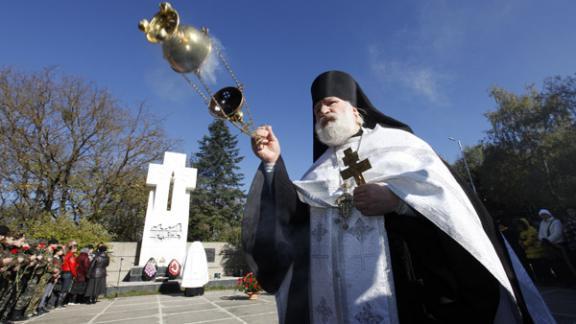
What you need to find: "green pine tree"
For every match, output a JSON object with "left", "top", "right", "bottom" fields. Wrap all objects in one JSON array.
[{"left": 188, "top": 119, "right": 245, "bottom": 243}]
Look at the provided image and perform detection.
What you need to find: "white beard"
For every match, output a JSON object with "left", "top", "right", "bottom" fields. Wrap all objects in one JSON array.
[{"left": 315, "top": 109, "right": 359, "bottom": 147}]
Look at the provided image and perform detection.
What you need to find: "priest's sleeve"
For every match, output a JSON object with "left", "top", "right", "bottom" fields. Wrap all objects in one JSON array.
[{"left": 242, "top": 156, "right": 309, "bottom": 293}]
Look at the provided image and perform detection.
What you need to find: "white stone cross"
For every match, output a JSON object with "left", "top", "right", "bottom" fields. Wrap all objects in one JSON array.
[{"left": 139, "top": 152, "right": 197, "bottom": 267}]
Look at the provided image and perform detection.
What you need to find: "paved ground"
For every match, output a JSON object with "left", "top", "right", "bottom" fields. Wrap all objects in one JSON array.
[
  {"left": 17, "top": 287, "right": 576, "bottom": 324},
  {"left": 20, "top": 290, "right": 278, "bottom": 324}
]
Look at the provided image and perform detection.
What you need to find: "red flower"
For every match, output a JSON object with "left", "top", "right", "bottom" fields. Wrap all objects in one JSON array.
[
  {"left": 236, "top": 272, "right": 261, "bottom": 294},
  {"left": 10, "top": 248, "right": 19, "bottom": 255},
  {"left": 37, "top": 243, "right": 46, "bottom": 249},
  {"left": 22, "top": 245, "right": 30, "bottom": 251}
]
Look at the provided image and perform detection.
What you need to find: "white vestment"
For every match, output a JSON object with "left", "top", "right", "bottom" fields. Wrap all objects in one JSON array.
[{"left": 290, "top": 125, "right": 554, "bottom": 324}]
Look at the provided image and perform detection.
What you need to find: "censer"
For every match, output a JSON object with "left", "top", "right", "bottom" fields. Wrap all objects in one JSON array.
[{"left": 139, "top": 3, "right": 254, "bottom": 135}]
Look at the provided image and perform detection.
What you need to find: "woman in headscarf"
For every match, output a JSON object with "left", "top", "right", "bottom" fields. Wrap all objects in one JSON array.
[
  {"left": 84, "top": 245, "right": 109, "bottom": 304},
  {"left": 69, "top": 245, "right": 92, "bottom": 304}
]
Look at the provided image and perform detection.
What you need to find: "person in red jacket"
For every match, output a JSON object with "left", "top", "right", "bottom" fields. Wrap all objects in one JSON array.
[
  {"left": 69, "top": 245, "right": 92, "bottom": 304},
  {"left": 56, "top": 241, "right": 77, "bottom": 307}
]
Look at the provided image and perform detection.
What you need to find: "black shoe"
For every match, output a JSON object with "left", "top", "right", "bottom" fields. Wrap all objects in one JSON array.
[
  {"left": 9, "top": 310, "right": 25, "bottom": 322},
  {"left": 36, "top": 307, "right": 48, "bottom": 315}
]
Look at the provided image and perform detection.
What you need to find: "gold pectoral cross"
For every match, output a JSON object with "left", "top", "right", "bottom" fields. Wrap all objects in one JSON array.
[{"left": 336, "top": 148, "right": 372, "bottom": 229}]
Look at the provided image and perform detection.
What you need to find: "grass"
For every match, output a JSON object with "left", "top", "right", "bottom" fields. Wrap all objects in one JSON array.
[{"left": 104, "top": 290, "right": 159, "bottom": 299}]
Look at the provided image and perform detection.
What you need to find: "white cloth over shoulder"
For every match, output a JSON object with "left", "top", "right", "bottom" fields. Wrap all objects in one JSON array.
[
  {"left": 181, "top": 241, "right": 209, "bottom": 288},
  {"left": 291, "top": 125, "right": 554, "bottom": 323},
  {"left": 296, "top": 125, "right": 515, "bottom": 295}
]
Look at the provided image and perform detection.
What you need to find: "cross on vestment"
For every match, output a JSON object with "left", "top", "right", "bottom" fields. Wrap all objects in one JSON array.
[{"left": 335, "top": 148, "right": 372, "bottom": 229}]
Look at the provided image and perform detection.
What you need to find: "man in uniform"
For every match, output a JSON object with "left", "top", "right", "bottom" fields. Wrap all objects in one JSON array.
[{"left": 0, "top": 226, "right": 14, "bottom": 320}]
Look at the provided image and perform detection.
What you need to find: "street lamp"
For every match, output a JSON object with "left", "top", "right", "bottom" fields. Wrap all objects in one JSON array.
[{"left": 448, "top": 137, "right": 477, "bottom": 194}]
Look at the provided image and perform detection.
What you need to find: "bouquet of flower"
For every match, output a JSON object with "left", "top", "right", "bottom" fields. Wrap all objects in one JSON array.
[{"left": 236, "top": 272, "right": 261, "bottom": 294}]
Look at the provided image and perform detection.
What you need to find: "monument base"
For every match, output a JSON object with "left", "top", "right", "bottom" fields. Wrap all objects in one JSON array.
[
  {"left": 105, "top": 277, "right": 238, "bottom": 297},
  {"left": 129, "top": 267, "right": 143, "bottom": 281},
  {"left": 128, "top": 266, "right": 173, "bottom": 282}
]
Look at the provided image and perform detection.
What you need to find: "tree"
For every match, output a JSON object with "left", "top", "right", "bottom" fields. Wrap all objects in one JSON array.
[
  {"left": 188, "top": 119, "right": 245, "bottom": 242},
  {"left": 452, "top": 74, "right": 576, "bottom": 219},
  {"left": 0, "top": 68, "right": 175, "bottom": 240},
  {"left": 21, "top": 212, "right": 112, "bottom": 248}
]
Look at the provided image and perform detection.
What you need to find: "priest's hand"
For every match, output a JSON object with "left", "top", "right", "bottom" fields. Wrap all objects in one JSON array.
[
  {"left": 251, "top": 125, "right": 281, "bottom": 164},
  {"left": 353, "top": 183, "right": 400, "bottom": 216}
]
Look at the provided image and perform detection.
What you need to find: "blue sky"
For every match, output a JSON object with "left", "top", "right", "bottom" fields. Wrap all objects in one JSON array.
[{"left": 2, "top": 0, "right": 576, "bottom": 190}]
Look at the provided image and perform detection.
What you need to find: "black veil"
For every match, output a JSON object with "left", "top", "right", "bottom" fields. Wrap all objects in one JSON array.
[{"left": 311, "top": 70, "right": 412, "bottom": 161}]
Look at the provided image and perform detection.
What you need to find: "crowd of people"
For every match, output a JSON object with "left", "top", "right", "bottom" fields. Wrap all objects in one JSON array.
[
  {"left": 0, "top": 225, "right": 109, "bottom": 322},
  {"left": 501, "top": 207, "right": 576, "bottom": 285}
]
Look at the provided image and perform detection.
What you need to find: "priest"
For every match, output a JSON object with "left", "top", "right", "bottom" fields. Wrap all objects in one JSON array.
[{"left": 242, "top": 71, "right": 553, "bottom": 323}]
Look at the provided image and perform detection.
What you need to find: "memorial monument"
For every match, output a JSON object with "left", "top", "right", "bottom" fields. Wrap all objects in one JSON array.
[{"left": 139, "top": 152, "right": 197, "bottom": 267}]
